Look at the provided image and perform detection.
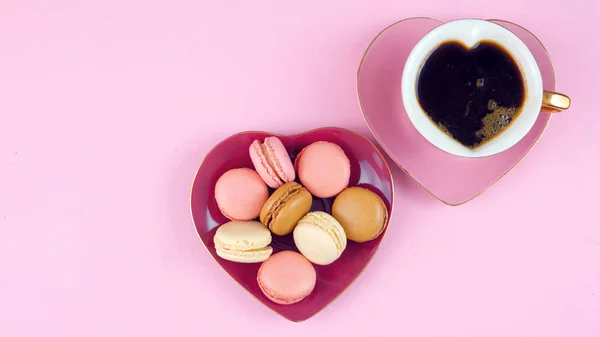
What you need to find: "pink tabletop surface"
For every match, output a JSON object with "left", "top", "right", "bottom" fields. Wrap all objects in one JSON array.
[{"left": 1, "top": 1, "right": 599, "bottom": 336}]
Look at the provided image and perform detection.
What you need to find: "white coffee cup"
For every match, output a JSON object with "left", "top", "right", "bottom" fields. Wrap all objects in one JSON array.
[{"left": 401, "top": 19, "right": 570, "bottom": 158}]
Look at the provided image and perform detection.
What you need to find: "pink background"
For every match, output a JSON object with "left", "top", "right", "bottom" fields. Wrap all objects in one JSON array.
[{"left": 1, "top": 0, "right": 599, "bottom": 336}]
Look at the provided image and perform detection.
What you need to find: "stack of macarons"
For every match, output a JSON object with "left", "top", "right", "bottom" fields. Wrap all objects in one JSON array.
[{"left": 212, "top": 136, "right": 388, "bottom": 305}]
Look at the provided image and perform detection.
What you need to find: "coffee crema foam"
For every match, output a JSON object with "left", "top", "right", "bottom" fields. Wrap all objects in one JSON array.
[{"left": 475, "top": 99, "right": 520, "bottom": 141}]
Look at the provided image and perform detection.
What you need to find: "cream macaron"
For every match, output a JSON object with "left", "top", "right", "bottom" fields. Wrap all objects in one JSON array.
[
  {"left": 293, "top": 211, "right": 347, "bottom": 265},
  {"left": 213, "top": 220, "right": 273, "bottom": 263}
]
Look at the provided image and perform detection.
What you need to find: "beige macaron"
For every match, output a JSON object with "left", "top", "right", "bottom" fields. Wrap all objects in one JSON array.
[
  {"left": 293, "top": 211, "right": 347, "bottom": 265},
  {"left": 213, "top": 220, "right": 273, "bottom": 263}
]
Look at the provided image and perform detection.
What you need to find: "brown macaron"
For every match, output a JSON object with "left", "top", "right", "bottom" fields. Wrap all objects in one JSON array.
[
  {"left": 260, "top": 182, "right": 313, "bottom": 236},
  {"left": 331, "top": 186, "right": 388, "bottom": 242}
]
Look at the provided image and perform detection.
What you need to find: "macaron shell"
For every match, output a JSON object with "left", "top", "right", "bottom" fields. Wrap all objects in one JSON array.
[
  {"left": 293, "top": 211, "right": 347, "bottom": 265},
  {"left": 292, "top": 146, "right": 304, "bottom": 172},
  {"left": 331, "top": 187, "right": 388, "bottom": 242},
  {"left": 213, "top": 220, "right": 272, "bottom": 251},
  {"left": 260, "top": 182, "right": 312, "bottom": 236},
  {"left": 257, "top": 251, "right": 316, "bottom": 305},
  {"left": 264, "top": 136, "right": 295, "bottom": 182},
  {"left": 296, "top": 141, "right": 351, "bottom": 198},
  {"left": 249, "top": 140, "right": 283, "bottom": 188},
  {"left": 213, "top": 220, "right": 273, "bottom": 263},
  {"left": 214, "top": 168, "right": 269, "bottom": 220}
]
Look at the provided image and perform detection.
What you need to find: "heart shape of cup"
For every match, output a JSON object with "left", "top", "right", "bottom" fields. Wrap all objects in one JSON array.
[
  {"left": 190, "top": 127, "right": 394, "bottom": 322},
  {"left": 357, "top": 18, "right": 556, "bottom": 205},
  {"left": 415, "top": 40, "right": 526, "bottom": 149}
]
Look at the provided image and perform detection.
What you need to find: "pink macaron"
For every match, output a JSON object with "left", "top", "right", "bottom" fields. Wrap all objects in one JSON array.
[
  {"left": 295, "top": 141, "right": 351, "bottom": 198},
  {"left": 249, "top": 136, "right": 295, "bottom": 189},
  {"left": 257, "top": 251, "right": 316, "bottom": 305},
  {"left": 214, "top": 168, "right": 269, "bottom": 221}
]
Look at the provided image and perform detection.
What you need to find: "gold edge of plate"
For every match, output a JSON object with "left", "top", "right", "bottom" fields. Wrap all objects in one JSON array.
[
  {"left": 189, "top": 127, "right": 395, "bottom": 322},
  {"left": 356, "top": 17, "right": 557, "bottom": 207}
]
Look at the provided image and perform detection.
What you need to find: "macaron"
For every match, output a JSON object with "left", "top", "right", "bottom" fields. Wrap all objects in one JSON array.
[
  {"left": 295, "top": 141, "right": 350, "bottom": 198},
  {"left": 293, "top": 211, "right": 347, "bottom": 265},
  {"left": 260, "top": 181, "right": 312, "bottom": 236},
  {"left": 213, "top": 220, "right": 273, "bottom": 263},
  {"left": 249, "top": 136, "right": 295, "bottom": 188},
  {"left": 214, "top": 168, "right": 268, "bottom": 221},
  {"left": 331, "top": 186, "right": 388, "bottom": 242},
  {"left": 257, "top": 251, "right": 316, "bottom": 305}
]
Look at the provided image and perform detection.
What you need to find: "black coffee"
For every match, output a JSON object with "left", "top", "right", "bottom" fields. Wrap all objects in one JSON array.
[{"left": 416, "top": 40, "right": 526, "bottom": 149}]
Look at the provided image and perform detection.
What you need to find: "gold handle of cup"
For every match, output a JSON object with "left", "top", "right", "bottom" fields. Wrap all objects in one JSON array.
[{"left": 541, "top": 91, "right": 571, "bottom": 113}]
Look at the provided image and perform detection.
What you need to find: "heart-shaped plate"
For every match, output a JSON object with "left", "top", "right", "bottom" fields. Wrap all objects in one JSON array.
[
  {"left": 190, "top": 127, "right": 394, "bottom": 322},
  {"left": 357, "top": 18, "right": 557, "bottom": 205}
]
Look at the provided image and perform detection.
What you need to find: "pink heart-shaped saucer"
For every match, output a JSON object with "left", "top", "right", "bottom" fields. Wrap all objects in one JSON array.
[
  {"left": 190, "top": 127, "right": 394, "bottom": 322},
  {"left": 357, "top": 18, "right": 557, "bottom": 205}
]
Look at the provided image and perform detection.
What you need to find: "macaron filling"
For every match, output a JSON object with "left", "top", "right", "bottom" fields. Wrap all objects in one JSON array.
[
  {"left": 263, "top": 139, "right": 291, "bottom": 182},
  {"left": 251, "top": 140, "right": 283, "bottom": 187},
  {"left": 213, "top": 237, "right": 271, "bottom": 252},
  {"left": 262, "top": 184, "right": 306, "bottom": 230},
  {"left": 260, "top": 143, "right": 286, "bottom": 183},
  {"left": 215, "top": 245, "right": 273, "bottom": 256}
]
